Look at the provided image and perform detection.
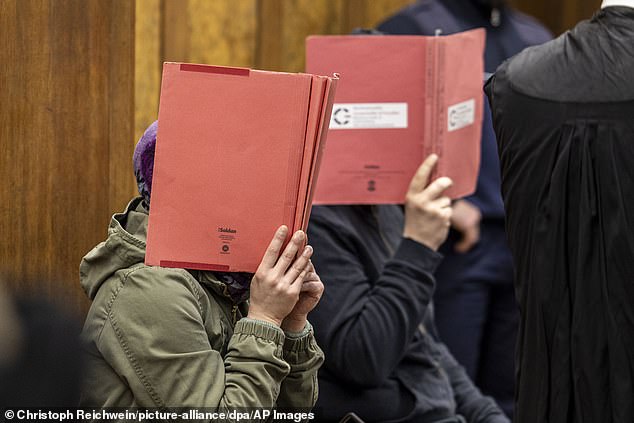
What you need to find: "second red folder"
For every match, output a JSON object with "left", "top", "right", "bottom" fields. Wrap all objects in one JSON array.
[{"left": 306, "top": 29, "right": 485, "bottom": 204}]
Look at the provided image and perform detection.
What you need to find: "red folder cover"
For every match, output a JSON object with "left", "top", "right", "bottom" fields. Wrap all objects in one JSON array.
[
  {"left": 145, "top": 63, "right": 337, "bottom": 272},
  {"left": 306, "top": 29, "right": 485, "bottom": 204}
]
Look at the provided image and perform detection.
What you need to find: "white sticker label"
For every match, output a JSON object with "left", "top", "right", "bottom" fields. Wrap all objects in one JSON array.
[
  {"left": 330, "top": 103, "right": 408, "bottom": 129},
  {"left": 448, "top": 99, "right": 476, "bottom": 132}
]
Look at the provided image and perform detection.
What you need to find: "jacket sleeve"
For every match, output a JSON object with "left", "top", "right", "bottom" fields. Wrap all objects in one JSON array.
[
  {"left": 276, "top": 323, "right": 324, "bottom": 411},
  {"left": 307, "top": 213, "right": 442, "bottom": 388},
  {"left": 95, "top": 266, "right": 291, "bottom": 413},
  {"left": 433, "top": 342, "right": 510, "bottom": 423}
]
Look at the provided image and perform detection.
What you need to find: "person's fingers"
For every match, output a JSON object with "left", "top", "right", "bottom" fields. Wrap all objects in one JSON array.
[
  {"left": 455, "top": 238, "right": 472, "bottom": 253},
  {"left": 258, "top": 226, "right": 289, "bottom": 270},
  {"left": 429, "top": 196, "right": 452, "bottom": 209},
  {"left": 301, "top": 271, "right": 320, "bottom": 282},
  {"left": 273, "top": 230, "right": 305, "bottom": 273},
  {"left": 407, "top": 154, "right": 438, "bottom": 195},
  {"left": 455, "top": 227, "right": 479, "bottom": 253},
  {"left": 441, "top": 207, "right": 453, "bottom": 221},
  {"left": 289, "top": 267, "right": 310, "bottom": 295},
  {"left": 299, "top": 280, "right": 324, "bottom": 295},
  {"left": 420, "top": 177, "right": 453, "bottom": 201},
  {"left": 280, "top": 243, "right": 312, "bottom": 283},
  {"left": 287, "top": 247, "right": 313, "bottom": 285}
]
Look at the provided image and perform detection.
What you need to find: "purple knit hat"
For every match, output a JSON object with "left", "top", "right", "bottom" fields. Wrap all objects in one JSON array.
[{"left": 133, "top": 121, "right": 158, "bottom": 209}]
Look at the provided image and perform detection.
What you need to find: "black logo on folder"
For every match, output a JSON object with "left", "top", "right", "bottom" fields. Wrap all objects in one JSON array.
[{"left": 334, "top": 107, "right": 351, "bottom": 125}]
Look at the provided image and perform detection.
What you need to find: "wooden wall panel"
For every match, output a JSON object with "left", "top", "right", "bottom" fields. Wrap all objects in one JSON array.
[
  {"left": 256, "top": 0, "right": 346, "bottom": 72},
  {"left": 108, "top": 1, "right": 137, "bottom": 215},
  {"left": 278, "top": 1, "right": 344, "bottom": 72},
  {"left": 0, "top": 0, "right": 135, "bottom": 315},
  {"left": 160, "top": 0, "right": 257, "bottom": 66},
  {"left": 187, "top": 0, "right": 257, "bottom": 66},
  {"left": 135, "top": 0, "right": 162, "bottom": 143},
  {"left": 255, "top": 0, "right": 413, "bottom": 72}
]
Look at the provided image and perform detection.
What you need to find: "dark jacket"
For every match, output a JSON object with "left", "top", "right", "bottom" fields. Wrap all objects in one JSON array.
[
  {"left": 485, "top": 7, "right": 634, "bottom": 423},
  {"left": 378, "top": 0, "right": 552, "bottom": 219},
  {"left": 307, "top": 205, "right": 508, "bottom": 423}
]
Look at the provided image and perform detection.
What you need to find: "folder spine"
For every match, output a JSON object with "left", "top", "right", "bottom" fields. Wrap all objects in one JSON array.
[
  {"left": 423, "top": 39, "right": 437, "bottom": 171},
  {"left": 281, "top": 76, "right": 313, "bottom": 235},
  {"left": 301, "top": 76, "right": 338, "bottom": 229},
  {"left": 293, "top": 77, "right": 326, "bottom": 233},
  {"left": 435, "top": 40, "right": 448, "bottom": 180}
]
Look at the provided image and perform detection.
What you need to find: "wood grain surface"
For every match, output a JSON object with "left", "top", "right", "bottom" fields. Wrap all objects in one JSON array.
[{"left": 0, "top": 0, "right": 135, "bottom": 315}]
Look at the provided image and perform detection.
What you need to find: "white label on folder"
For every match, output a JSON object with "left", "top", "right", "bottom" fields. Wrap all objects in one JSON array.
[
  {"left": 448, "top": 99, "right": 476, "bottom": 132},
  {"left": 330, "top": 103, "right": 408, "bottom": 129}
]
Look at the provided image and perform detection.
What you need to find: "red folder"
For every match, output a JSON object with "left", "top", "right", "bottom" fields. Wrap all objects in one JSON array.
[
  {"left": 306, "top": 29, "right": 485, "bottom": 204},
  {"left": 145, "top": 63, "right": 338, "bottom": 272}
]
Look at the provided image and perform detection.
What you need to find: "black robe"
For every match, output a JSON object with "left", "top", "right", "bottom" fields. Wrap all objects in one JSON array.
[{"left": 485, "top": 7, "right": 634, "bottom": 423}]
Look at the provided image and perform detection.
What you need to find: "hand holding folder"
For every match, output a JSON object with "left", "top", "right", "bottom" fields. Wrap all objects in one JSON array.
[
  {"left": 247, "top": 226, "right": 316, "bottom": 330},
  {"left": 403, "top": 154, "right": 454, "bottom": 251},
  {"left": 145, "top": 63, "right": 338, "bottom": 273}
]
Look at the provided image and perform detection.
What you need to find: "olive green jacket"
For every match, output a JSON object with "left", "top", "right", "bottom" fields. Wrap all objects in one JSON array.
[{"left": 79, "top": 197, "right": 323, "bottom": 412}]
